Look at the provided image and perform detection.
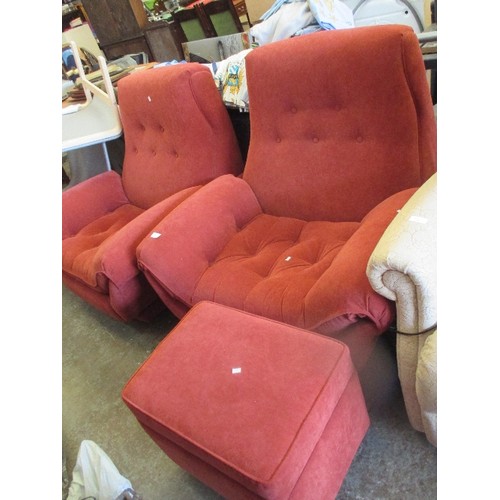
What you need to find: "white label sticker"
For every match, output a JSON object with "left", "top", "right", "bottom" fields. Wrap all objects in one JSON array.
[
  {"left": 285, "top": 256, "right": 292, "bottom": 262},
  {"left": 147, "top": 96, "right": 152, "bottom": 102},
  {"left": 232, "top": 367, "right": 241, "bottom": 374},
  {"left": 151, "top": 232, "right": 162, "bottom": 238},
  {"left": 409, "top": 215, "right": 428, "bottom": 224}
]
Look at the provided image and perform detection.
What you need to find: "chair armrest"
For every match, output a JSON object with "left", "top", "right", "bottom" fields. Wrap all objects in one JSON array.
[
  {"left": 137, "top": 174, "right": 262, "bottom": 307},
  {"left": 98, "top": 186, "right": 201, "bottom": 286},
  {"left": 62, "top": 171, "right": 129, "bottom": 239},
  {"left": 306, "top": 188, "right": 417, "bottom": 334},
  {"left": 366, "top": 173, "right": 437, "bottom": 436},
  {"left": 367, "top": 173, "right": 437, "bottom": 334}
]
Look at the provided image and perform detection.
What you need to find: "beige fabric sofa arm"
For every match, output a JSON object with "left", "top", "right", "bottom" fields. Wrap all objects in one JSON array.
[{"left": 367, "top": 173, "right": 437, "bottom": 446}]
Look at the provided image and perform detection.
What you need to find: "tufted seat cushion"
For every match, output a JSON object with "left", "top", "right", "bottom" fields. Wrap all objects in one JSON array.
[
  {"left": 193, "top": 214, "right": 379, "bottom": 330},
  {"left": 63, "top": 204, "right": 143, "bottom": 292},
  {"left": 194, "top": 214, "right": 360, "bottom": 312},
  {"left": 63, "top": 182, "right": 202, "bottom": 320},
  {"left": 189, "top": 187, "right": 415, "bottom": 336}
]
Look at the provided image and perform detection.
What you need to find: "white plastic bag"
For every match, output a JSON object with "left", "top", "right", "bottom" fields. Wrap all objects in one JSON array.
[{"left": 67, "top": 440, "right": 137, "bottom": 500}]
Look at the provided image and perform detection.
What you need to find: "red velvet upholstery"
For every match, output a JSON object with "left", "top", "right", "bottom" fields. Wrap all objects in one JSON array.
[
  {"left": 62, "top": 64, "right": 243, "bottom": 321},
  {"left": 244, "top": 26, "right": 436, "bottom": 222},
  {"left": 136, "top": 26, "right": 436, "bottom": 363},
  {"left": 123, "top": 301, "right": 370, "bottom": 498}
]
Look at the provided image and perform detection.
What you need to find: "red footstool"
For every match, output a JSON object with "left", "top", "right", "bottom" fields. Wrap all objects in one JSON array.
[{"left": 122, "top": 301, "right": 369, "bottom": 499}]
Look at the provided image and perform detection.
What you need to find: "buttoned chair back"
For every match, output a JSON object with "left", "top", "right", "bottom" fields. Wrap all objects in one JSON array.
[
  {"left": 243, "top": 25, "right": 436, "bottom": 222},
  {"left": 119, "top": 64, "right": 243, "bottom": 208}
]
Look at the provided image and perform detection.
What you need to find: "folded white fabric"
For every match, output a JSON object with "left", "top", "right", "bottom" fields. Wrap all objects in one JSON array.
[
  {"left": 308, "top": 0, "right": 354, "bottom": 30},
  {"left": 260, "top": 0, "right": 299, "bottom": 21},
  {"left": 250, "top": 2, "right": 315, "bottom": 46}
]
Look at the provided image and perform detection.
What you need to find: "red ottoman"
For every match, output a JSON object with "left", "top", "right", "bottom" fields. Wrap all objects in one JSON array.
[{"left": 122, "top": 301, "right": 369, "bottom": 499}]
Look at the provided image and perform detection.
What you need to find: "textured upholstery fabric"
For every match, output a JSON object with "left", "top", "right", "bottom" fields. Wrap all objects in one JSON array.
[
  {"left": 119, "top": 65, "right": 243, "bottom": 209},
  {"left": 243, "top": 26, "right": 436, "bottom": 222},
  {"left": 62, "top": 64, "right": 243, "bottom": 321},
  {"left": 416, "top": 330, "right": 437, "bottom": 446},
  {"left": 137, "top": 174, "right": 263, "bottom": 318},
  {"left": 367, "top": 173, "right": 437, "bottom": 445},
  {"left": 123, "top": 301, "right": 369, "bottom": 499},
  {"left": 192, "top": 192, "right": 414, "bottom": 331},
  {"left": 137, "top": 25, "right": 436, "bottom": 363}
]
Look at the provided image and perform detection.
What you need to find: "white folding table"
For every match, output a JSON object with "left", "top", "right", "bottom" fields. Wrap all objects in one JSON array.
[{"left": 62, "top": 41, "right": 122, "bottom": 188}]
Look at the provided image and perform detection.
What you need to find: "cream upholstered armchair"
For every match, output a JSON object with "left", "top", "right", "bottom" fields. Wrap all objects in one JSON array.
[{"left": 367, "top": 173, "right": 437, "bottom": 446}]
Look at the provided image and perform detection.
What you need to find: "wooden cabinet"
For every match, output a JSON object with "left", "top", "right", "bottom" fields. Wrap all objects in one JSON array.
[
  {"left": 81, "top": 0, "right": 148, "bottom": 45},
  {"left": 80, "top": 0, "right": 185, "bottom": 62},
  {"left": 144, "top": 22, "right": 184, "bottom": 62},
  {"left": 99, "top": 36, "right": 152, "bottom": 61},
  {"left": 81, "top": 0, "right": 152, "bottom": 59}
]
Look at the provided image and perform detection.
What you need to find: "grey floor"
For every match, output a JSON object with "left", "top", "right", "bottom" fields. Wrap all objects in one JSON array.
[{"left": 62, "top": 284, "right": 437, "bottom": 500}]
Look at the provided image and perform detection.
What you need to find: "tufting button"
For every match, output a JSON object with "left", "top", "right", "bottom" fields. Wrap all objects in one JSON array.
[
  {"left": 356, "top": 136, "right": 364, "bottom": 143},
  {"left": 335, "top": 104, "right": 341, "bottom": 111},
  {"left": 276, "top": 137, "right": 281, "bottom": 143},
  {"left": 313, "top": 137, "right": 319, "bottom": 143},
  {"left": 152, "top": 150, "right": 157, "bottom": 156},
  {"left": 291, "top": 106, "right": 297, "bottom": 113},
  {"left": 159, "top": 125, "right": 165, "bottom": 132}
]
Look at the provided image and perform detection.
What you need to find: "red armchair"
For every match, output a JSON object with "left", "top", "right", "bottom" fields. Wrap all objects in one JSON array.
[
  {"left": 136, "top": 25, "right": 436, "bottom": 367},
  {"left": 62, "top": 64, "right": 243, "bottom": 322}
]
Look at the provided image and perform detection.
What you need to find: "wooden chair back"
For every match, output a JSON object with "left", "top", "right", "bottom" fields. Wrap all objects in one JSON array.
[
  {"left": 199, "top": 0, "right": 244, "bottom": 37},
  {"left": 171, "top": 4, "right": 213, "bottom": 42}
]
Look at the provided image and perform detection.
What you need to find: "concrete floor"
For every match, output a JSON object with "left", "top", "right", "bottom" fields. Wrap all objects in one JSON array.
[{"left": 62, "top": 285, "right": 437, "bottom": 499}]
